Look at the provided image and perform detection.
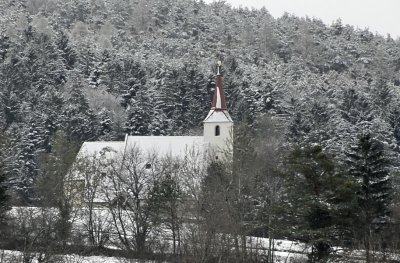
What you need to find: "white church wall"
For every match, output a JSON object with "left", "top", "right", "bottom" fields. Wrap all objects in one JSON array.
[{"left": 203, "top": 121, "right": 233, "bottom": 160}]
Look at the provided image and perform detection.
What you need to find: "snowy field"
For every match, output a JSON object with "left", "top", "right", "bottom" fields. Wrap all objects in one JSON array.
[
  {"left": 0, "top": 237, "right": 310, "bottom": 263},
  {"left": 0, "top": 250, "right": 159, "bottom": 263},
  {"left": 4, "top": 241, "right": 400, "bottom": 262},
  {"left": 0, "top": 248, "right": 306, "bottom": 263}
]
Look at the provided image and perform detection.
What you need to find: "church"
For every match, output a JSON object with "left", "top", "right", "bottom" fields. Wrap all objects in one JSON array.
[
  {"left": 68, "top": 62, "right": 234, "bottom": 204},
  {"left": 76, "top": 62, "right": 234, "bottom": 166}
]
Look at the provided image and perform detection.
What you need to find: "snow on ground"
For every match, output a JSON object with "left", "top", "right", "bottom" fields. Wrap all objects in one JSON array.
[
  {"left": 8, "top": 207, "right": 400, "bottom": 262},
  {"left": 5, "top": 207, "right": 310, "bottom": 262},
  {"left": 244, "top": 237, "right": 309, "bottom": 262},
  {"left": 248, "top": 236, "right": 310, "bottom": 254},
  {"left": 0, "top": 250, "right": 158, "bottom": 263},
  {"left": 0, "top": 249, "right": 306, "bottom": 263},
  {"left": 272, "top": 251, "right": 307, "bottom": 262}
]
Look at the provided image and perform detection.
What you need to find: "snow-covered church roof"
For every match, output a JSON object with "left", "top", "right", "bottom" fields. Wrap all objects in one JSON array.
[
  {"left": 77, "top": 135, "right": 205, "bottom": 160},
  {"left": 78, "top": 141, "right": 125, "bottom": 159},
  {"left": 203, "top": 110, "right": 233, "bottom": 123},
  {"left": 126, "top": 135, "right": 204, "bottom": 157}
]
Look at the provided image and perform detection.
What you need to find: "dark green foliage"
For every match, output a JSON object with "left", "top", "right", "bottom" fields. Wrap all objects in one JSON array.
[
  {"left": 202, "top": 161, "right": 238, "bottom": 233},
  {"left": 345, "top": 133, "right": 391, "bottom": 262},
  {"left": 62, "top": 85, "right": 99, "bottom": 142},
  {"left": 152, "top": 173, "right": 182, "bottom": 216},
  {"left": 346, "top": 133, "right": 391, "bottom": 229},
  {"left": 56, "top": 31, "right": 77, "bottom": 70},
  {"left": 284, "top": 145, "right": 358, "bottom": 262},
  {"left": 103, "top": 54, "right": 146, "bottom": 97},
  {"left": 0, "top": 132, "right": 10, "bottom": 237},
  {"left": 36, "top": 131, "right": 79, "bottom": 206},
  {"left": 286, "top": 145, "right": 335, "bottom": 196},
  {"left": 125, "top": 90, "right": 152, "bottom": 135},
  {"left": 155, "top": 65, "right": 209, "bottom": 134},
  {"left": 97, "top": 108, "right": 117, "bottom": 140},
  {"left": 151, "top": 169, "right": 182, "bottom": 256},
  {"left": 0, "top": 161, "right": 9, "bottom": 223},
  {"left": 35, "top": 131, "right": 79, "bottom": 246}
]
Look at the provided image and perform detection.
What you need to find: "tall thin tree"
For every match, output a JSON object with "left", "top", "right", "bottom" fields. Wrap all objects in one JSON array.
[{"left": 346, "top": 133, "right": 391, "bottom": 262}]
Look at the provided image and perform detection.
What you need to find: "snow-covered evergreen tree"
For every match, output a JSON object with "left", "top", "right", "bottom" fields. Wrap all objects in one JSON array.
[
  {"left": 346, "top": 133, "right": 391, "bottom": 261},
  {"left": 347, "top": 133, "right": 391, "bottom": 227}
]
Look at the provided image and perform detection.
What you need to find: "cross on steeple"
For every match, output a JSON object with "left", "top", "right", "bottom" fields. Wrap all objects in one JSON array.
[{"left": 217, "top": 60, "right": 222, "bottom": 75}]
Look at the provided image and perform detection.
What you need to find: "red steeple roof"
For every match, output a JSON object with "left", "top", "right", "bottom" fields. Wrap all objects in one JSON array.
[{"left": 211, "top": 62, "right": 227, "bottom": 111}]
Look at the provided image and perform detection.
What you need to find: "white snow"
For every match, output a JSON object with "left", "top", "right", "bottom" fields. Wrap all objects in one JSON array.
[
  {"left": 77, "top": 135, "right": 205, "bottom": 161},
  {"left": 78, "top": 141, "right": 125, "bottom": 159},
  {"left": 7, "top": 206, "right": 400, "bottom": 262},
  {"left": 126, "top": 135, "right": 205, "bottom": 159},
  {"left": 203, "top": 110, "right": 233, "bottom": 123},
  {"left": 0, "top": 250, "right": 158, "bottom": 263}
]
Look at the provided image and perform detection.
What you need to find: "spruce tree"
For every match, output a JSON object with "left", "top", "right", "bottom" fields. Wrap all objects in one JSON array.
[
  {"left": 125, "top": 90, "right": 152, "bottom": 135},
  {"left": 285, "top": 145, "right": 335, "bottom": 262},
  {"left": 0, "top": 162, "right": 9, "bottom": 223},
  {"left": 62, "top": 84, "right": 99, "bottom": 143},
  {"left": 0, "top": 159, "right": 9, "bottom": 246},
  {"left": 36, "top": 131, "right": 79, "bottom": 247},
  {"left": 0, "top": 132, "right": 10, "bottom": 226},
  {"left": 56, "top": 31, "right": 77, "bottom": 70},
  {"left": 346, "top": 133, "right": 391, "bottom": 262},
  {"left": 284, "top": 145, "right": 358, "bottom": 262}
]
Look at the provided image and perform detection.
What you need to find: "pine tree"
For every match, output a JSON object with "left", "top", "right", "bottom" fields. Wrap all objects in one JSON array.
[
  {"left": 286, "top": 99, "right": 312, "bottom": 143},
  {"left": 151, "top": 168, "right": 183, "bottom": 257},
  {"left": 161, "top": 67, "right": 186, "bottom": 134},
  {"left": 0, "top": 162, "right": 10, "bottom": 246},
  {"left": 9, "top": 121, "right": 43, "bottom": 203},
  {"left": 201, "top": 161, "right": 238, "bottom": 236},
  {"left": 56, "top": 30, "right": 77, "bottom": 70},
  {"left": 346, "top": 133, "right": 391, "bottom": 262},
  {"left": 183, "top": 66, "right": 208, "bottom": 130},
  {"left": 97, "top": 108, "right": 117, "bottom": 140},
  {"left": 62, "top": 84, "right": 99, "bottom": 143},
  {"left": 284, "top": 145, "right": 358, "bottom": 262},
  {"left": 103, "top": 53, "right": 146, "bottom": 97},
  {"left": 125, "top": 90, "right": 152, "bottom": 136},
  {"left": 0, "top": 134, "right": 9, "bottom": 225},
  {"left": 35, "top": 131, "right": 79, "bottom": 247},
  {"left": 0, "top": 162, "right": 8, "bottom": 222}
]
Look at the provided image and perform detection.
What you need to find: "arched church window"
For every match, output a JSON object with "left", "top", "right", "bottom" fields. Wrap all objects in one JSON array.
[{"left": 215, "top": 125, "right": 220, "bottom": 136}]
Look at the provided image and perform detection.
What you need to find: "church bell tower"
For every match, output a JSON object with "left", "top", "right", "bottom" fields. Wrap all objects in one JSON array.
[{"left": 203, "top": 61, "right": 234, "bottom": 160}]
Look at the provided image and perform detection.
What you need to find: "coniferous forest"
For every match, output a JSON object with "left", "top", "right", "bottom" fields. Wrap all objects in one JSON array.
[{"left": 1, "top": 0, "right": 400, "bottom": 262}]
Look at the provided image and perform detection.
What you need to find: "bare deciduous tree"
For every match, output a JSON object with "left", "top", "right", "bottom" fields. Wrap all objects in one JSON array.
[
  {"left": 73, "top": 152, "right": 112, "bottom": 249},
  {"left": 103, "top": 146, "right": 162, "bottom": 255}
]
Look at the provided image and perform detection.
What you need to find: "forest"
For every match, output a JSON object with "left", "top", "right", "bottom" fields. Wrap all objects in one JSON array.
[{"left": 0, "top": 0, "right": 400, "bottom": 262}]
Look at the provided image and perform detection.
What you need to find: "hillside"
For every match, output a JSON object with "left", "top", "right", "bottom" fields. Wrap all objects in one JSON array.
[
  {"left": 1, "top": 1, "right": 400, "bottom": 261},
  {"left": 0, "top": 0, "right": 400, "bottom": 212}
]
